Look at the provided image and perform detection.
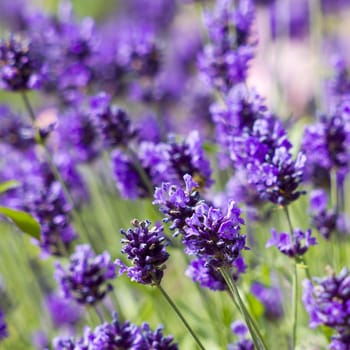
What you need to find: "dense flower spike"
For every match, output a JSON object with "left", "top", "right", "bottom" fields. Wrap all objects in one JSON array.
[
  {"left": 303, "top": 268, "right": 350, "bottom": 347},
  {"left": 0, "top": 34, "right": 44, "bottom": 91},
  {"left": 184, "top": 200, "right": 247, "bottom": 269},
  {"left": 90, "top": 92, "right": 137, "bottom": 148},
  {"left": 251, "top": 281, "right": 284, "bottom": 321},
  {"left": 55, "top": 244, "right": 116, "bottom": 305},
  {"left": 0, "top": 310, "right": 8, "bottom": 342},
  {"left": 198, "top": 0, "right": 256, "bottom": 92},
  {"left": 53, "top": 313, "right": 178, "bottom": 349},
  {"left": 119, "top": 220, "right": 169, "bottom": 285},
  {"left": 153, "top": 174, "right": 200, "bottom": 235},
  {"left": 266, "top": 228, "right": 316, "bottom": 258}
]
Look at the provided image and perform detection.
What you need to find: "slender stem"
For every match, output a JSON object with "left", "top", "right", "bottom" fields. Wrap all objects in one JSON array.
[
  {"left": 157, "top": 284, "right": 206, "bottom": 350},
  {"left": 291, "top": 263, "right": 298, "bottom": 350},
  {"left": 220, "top": 268, "right": 268, "bottom": 350},
  {"left": 21, "top": 92, "right": 92, "bottom": 245},
  {"left": 94, "top": 305, "right": 104, "bottom": 323}
]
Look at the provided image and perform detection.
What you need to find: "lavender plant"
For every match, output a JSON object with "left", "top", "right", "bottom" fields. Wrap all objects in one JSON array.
[{"left": 1, "top": 0, "right": 350, "bottom": 349}]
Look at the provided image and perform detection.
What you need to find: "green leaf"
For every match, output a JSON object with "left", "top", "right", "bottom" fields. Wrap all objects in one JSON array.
[
  {"left": 0, "top": 180, "right": 20, "bottom": 194},
  {"left": 0, "top": 206, "right": 41, "bottom": 240}
]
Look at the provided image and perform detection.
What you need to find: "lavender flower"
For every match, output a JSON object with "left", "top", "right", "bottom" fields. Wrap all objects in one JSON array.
[
  {"left": 0, "top": 34, "right": 44, "bottom": 91},
  {"left": 0, "top": 310, "right": 7, "bottom": 342},
  {"left": 198, "top": 0, "right": 256, "bottom": 92},
  {"left": 45, "top": 293, "right": 82, "bottom": 327},
  {"left": 153, "top": 174, "right": 200, "bottom": 235},
  {"left": 266, "top": 228, "right": 316, "bottom": 258},
  {"left": 303, "top": 268, "right": 350, "bottom": 347},
  {"left": 228, "top": 321, "right": 254, "bottom": 350},
  {"left": 90, "top": 92, "right": 137, "bottom": 149},
  {"left": 251, "top": 281, "right": 284, "bottom": 321},
  {"left": 55, "top": 244, "right": 116, "bottom": 305},
  {"left": 119, "top": 220, "right": 169, "bottom": 285},
  {"left": 184, "top": 200, "right": 247, "bottom": 269},
  {"left": 140, "top": 323, "right": 178, "bottom": 350}
]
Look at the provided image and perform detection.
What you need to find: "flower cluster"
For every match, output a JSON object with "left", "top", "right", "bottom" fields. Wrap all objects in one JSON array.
[
  {"left": 303, "top": 268, "right": 350, "bottom": 349},
  {"left": 119, "top": 220, "right": 170, "bottom": 285},
  {"left": 0, "top": 311, "right": 7, "bottom": 342},
  {"left": 53, "top": 313, "right": 178, "bottom": 350},
  {"left": 54, "top": 244, "right": 116, "bottom": 305},
  {"left": 228, "top": 321, "right": 254, "bottom": 350}
]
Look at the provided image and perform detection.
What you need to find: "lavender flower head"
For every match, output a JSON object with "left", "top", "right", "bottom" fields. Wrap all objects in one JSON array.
[
  {"left": 309, "top": 189, "right": 338, "bottom": 239},
  {"left": 303, "top": 268, "right": 350, "bottom": 348},
  {"left": 55, "top": 244, "right": 116, "bottom": 305},
  {"left": 266, "top": 228, "right": 317, "bottom": 259},
  {"left": 53, "top": 312, "right": 178, "bottom": 349},
  {"left": 0, "top": 310, "right": 7, "bottom": 342},
  {"left": 90, "top": 92, "right": 137, "bottom": 148},
  {"left": 184, "top": 200, "right": 247, "bottom": 269},
  {"left": 0, "top": 34, "right": 44, "bottom": 90},
  {"left": 228, "top": 321, "right": 254, "bottom": 350},
  {"left": 153, "top": 174, "right": 200, "bottom": 235},
  {"left": 119, "top": 220, "right": 170, "bottom": 285},
  {"left": 251, "top": 281, "right": 284, "bottom": 321}
]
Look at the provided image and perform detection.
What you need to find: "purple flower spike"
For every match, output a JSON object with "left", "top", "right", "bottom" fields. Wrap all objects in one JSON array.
[
  {"left": 0, "top": 311, "right": 8, "bottom": 342},
  {"left": 119, "top": 220, "right": 169, "bottom": 285},
  {"left": 184, "top": 200, "right": 247, "bottom": 269},
  {"left": 90, "top": 92, "right": 137, "bottom": 149},
  {"left": 140, "top": 323, "right": 179, "bottom": 350},
  {"left": 153, "top": 174, "right": 200, "bottom": 235},
  {"left": 55, "top": 244, "right": 116, "bottom": 305},
  {"left": 228, "top": 320, "right": 254, "bottom": 350},
  {"left": 0, "top": 34, "right": 45, "bottom": 91},
  {"left": 303, "top": 268, "right": 350, "bottom": 345},
  {"left": 266, "top": 228, "right": 316, "bottom": 258}
]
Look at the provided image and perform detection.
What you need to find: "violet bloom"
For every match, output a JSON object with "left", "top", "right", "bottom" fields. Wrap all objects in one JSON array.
[
  {"left": 303, "top": 268, "right": 350, "bottom": 347},
  {"left": 186, "top": 256, "right": 246, "bottom": 291},
  {"left": 251, "top": 282, "right": 283, "bottom": 321},
  {"left": 309, "top": 189, "right": 337, "bottom": 239},
  {"left": 266, "top": 228, "right": 316, "bottom": 258},
  {"left": 45, "top": 293, "right": 82, "bottom": 327},
  {"left": 0, "top": 310, "right": 7, "bottom": 342},
  {"left": 90, "top": 92, "right": 137, "bottom": 149},
  {"left": 228, "top": 321, "right": 254, "bottom": 350},
  {"left": 0, "top": 34, "right": 44, "bottom": 91},
  {"left": 153, "top": 174, "right": 200, "bottom": 235},
  {"left": 140, "top": 323, "right": 178, "bottom": 350},
  {"left": 184, "top": 200, "right": 247, "bottom": 269},
  {"left": 55, "top": 244, "right": 116, "bottom": 305},
  {"left": 301, "top": 112, "right": 350, "bottom": 184},
  {"left": 119, "top": 220, "right": 169, "bottom": 285},
  {"left": 198, "top": 0, "right": 256, "bottom": 92}
]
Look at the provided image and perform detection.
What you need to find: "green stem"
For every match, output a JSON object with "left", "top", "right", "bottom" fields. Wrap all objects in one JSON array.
[
  {"left": 291, "top": 262, "right": 298, "bottom": 350},
  {"left": 157, "top": 284, "right": 206, "bottom": 350},
  {"left": 21, "top": 92, "right": 92, "bottom": 246},
  {"left": 220, "top": 268, "right": 268, "bottom": 350}
]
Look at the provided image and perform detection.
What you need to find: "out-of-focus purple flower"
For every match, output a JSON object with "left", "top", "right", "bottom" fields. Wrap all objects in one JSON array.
[
  {"left": 301, "top": 112, "right": 350, "bottom": 183},
  {"left": 251, "top": 281, "right": 283, "bottom": 321},
  {"left": 45, "top": 293, "right": 82, "bottom": 327},
  {"left": 0, "top": 105, "right": 35, "bottom": 150},
  {"left": 266, "top": 228, "right": 316, "bottom": 258},
  {"left": 32, "top": 331, "right": 49, "bottom": 350},
  {"left": 186, "top": 256, "right": 246, "bottom": 291},
  {"left": 309, "top": 189, "right": 338, "bottom": 239},
  {"left": 0, "top": 311, "right": 8, "bottom": 342},
  {"left": 198, "top": 0, "right": 256, "bottom": 92},
  {"left": 228, "top": 321, "right": 254, "bottom": 350},
  {"left": 0, "top": 34, "right": 45, "bottom": 91},
  {"left": 328, "top": 57, "right": 350, "bottom": 102},
  {"left": 55, "top": 244, "right": 116, "bottom": 305},
  {"left": 153, "top": 174, "right": 200, "bottom": 235},
  {"left": 184, "top": 201, "right": 247, "bottom": 269},
  {"left": 303, "top": 268, "right": 350, "bottom": 345},
  {"left": 90, "top": 92, "right": 137, "bottom": 149},
  {"left": 119, "top": 220, "right": 169, "bottom": 285}
]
